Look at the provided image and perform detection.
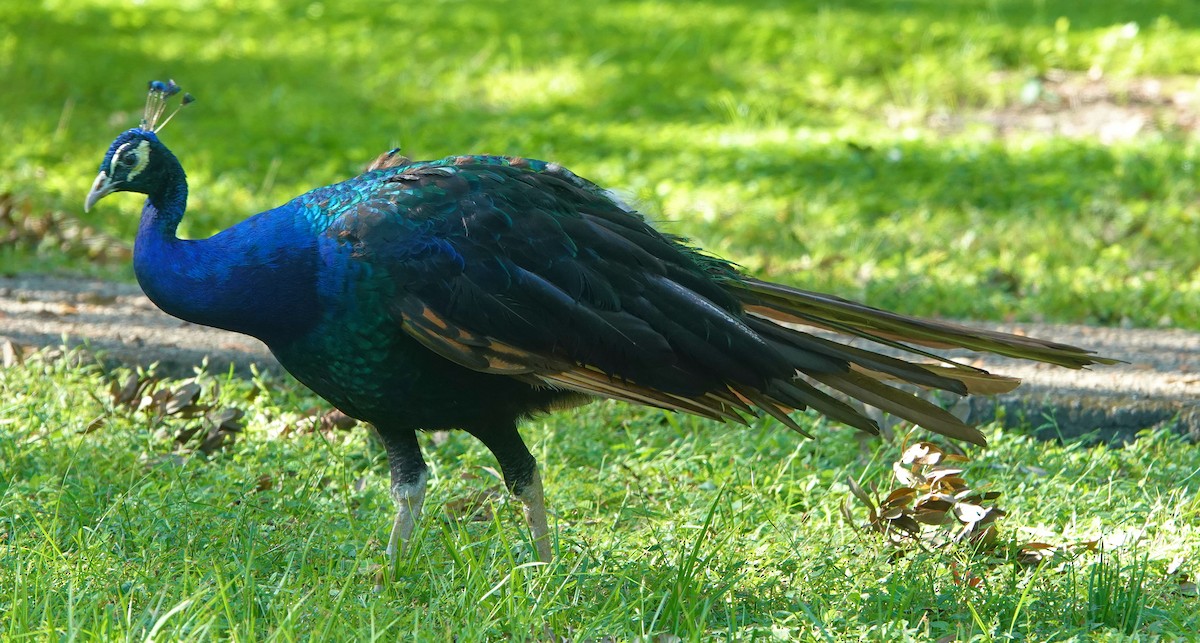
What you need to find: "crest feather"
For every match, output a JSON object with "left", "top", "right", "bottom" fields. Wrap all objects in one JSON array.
[{"left": 142, "top": 79, "right": 195, "bottom": 133}]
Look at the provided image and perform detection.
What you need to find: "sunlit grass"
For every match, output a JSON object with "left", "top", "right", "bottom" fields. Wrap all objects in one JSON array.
[
  {"left": 1, "top": 349, "right": 1197, "bottom": 639},
  {"left": 2, "top": 0, "right": 1199, "bottom": 325},
  {"left": 3, "top": 1, "right": 1200, "bottom": 638}
]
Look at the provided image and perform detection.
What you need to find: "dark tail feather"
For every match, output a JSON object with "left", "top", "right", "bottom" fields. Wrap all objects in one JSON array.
[
  {"left": 733, "top": 277, "right": 1116, "bottom": 369},
  {"left": 722, "top": 277, "right": 1115, "bottom": 446},
  {"left": 809, "top": 371, "right": 988, "bottom": 445}
]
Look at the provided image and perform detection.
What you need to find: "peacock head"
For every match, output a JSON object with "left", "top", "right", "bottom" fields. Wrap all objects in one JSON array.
[{"left": 85, "top": 80, "right": 194, "bottom": 212}]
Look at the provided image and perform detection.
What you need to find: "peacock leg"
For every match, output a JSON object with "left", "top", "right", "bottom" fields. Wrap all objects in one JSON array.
[
  {"left": 516, "top": 467, "right": 552, "bottom": 563},
  {"left": 382, "top": 429, "right": 429, "bottom": 560},
  {"left": 474, "top": 423, "right": 553, "bottom": 563}
]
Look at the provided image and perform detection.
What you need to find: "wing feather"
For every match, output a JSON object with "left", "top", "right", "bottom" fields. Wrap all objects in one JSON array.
[{"left": 314, "top": 154, "right": 1111, "bottom": 446}]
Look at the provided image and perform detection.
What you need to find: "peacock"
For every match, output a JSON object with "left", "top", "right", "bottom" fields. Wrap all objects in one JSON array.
[{"left": 86, "top": 81, "right": 1112, "bottom": 563}]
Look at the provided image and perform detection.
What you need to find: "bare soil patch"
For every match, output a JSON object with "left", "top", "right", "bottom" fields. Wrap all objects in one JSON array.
[{"left": 3, "top": 273, "right": 1195, "bottom": 442}]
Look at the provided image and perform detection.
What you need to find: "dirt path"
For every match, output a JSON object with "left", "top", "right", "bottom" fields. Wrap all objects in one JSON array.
[{"left": 2, "top": 274, "right": 1196, "bottom": 441}]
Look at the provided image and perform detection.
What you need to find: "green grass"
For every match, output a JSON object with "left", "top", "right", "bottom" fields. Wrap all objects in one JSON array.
[
  {"left": 2, "top": 349, "right": 1198, "bottom": 640},
  {"left": 4, "top": 1, "right": 1200, "bottom": 639},
  {"left": 2, "top": 0, "right": 1199, "bottom": 326}
]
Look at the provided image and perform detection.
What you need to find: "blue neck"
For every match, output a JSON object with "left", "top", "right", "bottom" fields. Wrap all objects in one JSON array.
[{"left": 133, "top": 167, "right": 319, "bottom": 344}]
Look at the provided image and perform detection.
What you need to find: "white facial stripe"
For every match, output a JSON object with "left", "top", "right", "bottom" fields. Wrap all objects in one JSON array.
[
  {"left": 108, "top": 140, "right": 151, "bottom": 182},
  {"left": 125, "top": 140, "right": 151, "bottom": 181},
  {"left": 108, "top": 142, "right": 131, "bottom": 175}
]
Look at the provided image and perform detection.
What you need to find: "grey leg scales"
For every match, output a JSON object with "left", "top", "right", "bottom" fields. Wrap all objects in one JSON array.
[{"left": 382, "top": 429, "right": 429, "bottom": 560}]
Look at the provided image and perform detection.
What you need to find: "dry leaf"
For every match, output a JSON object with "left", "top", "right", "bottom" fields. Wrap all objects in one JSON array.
[
  {"left": 79, "top": 416, "right": 105, "bottom": 434},
  {"left": 1, "top": 339, "right": 25, "bottom": 368},
  {"left": 846, "top": 442, "right": 1007, "bottom": 554},
  {"left": 881, "top": 487, "right": 917, "bottom": 509},
  {"left": 846, "top": 476, "right": 877, "bottom": 519},
  {"left": 953, "top": 503, "right": 989, "bottom": 524},
  {"left": 950, "top": 561, "right": 983, "bottom": 588},
  {"left": 892, "top": 462, "right": 919, "bottom": 487},
  {"left": 291, "top": 407, "right": 359, "bottom": 434},
  {"left": 164, "top": 383, "right": 205, "bottom": 417},
  {"left": 912, "top": 509, "right": 955, "bottom": 526},
  {"left": 900, "top": 442, "right": 944, "bottom": 466}
]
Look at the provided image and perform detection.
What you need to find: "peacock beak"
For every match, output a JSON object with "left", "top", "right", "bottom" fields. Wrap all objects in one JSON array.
[{"left": 84, "top": 171, "right": 114, "bottom": 213}]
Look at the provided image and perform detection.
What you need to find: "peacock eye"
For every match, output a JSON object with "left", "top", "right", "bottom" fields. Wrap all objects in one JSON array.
[{"left": 119, "top": 155, "right": 137, "bottom": 167}]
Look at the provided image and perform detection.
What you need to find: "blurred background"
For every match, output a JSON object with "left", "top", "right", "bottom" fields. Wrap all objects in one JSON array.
[{"left": 2, "top": 0, "right": 1198, "bottom": 328}]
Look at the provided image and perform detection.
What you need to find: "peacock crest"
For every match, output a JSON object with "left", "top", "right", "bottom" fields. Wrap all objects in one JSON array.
[{"left": 141, "top": 79, "right": 195, "bottom": 133}]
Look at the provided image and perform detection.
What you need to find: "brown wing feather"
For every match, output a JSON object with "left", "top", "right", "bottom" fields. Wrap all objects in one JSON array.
[{"left": 365, "top": 149, "right": 413, "bottom": 172}]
